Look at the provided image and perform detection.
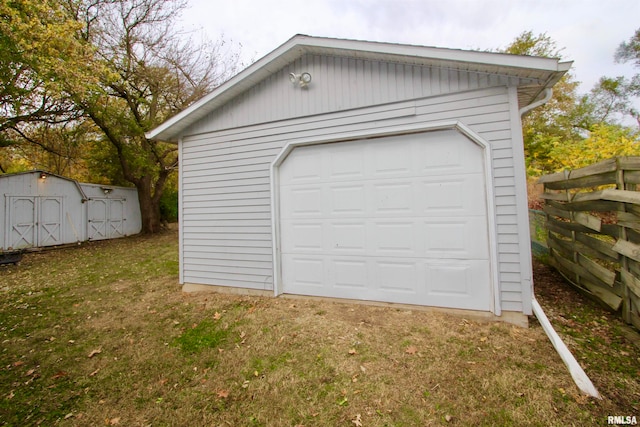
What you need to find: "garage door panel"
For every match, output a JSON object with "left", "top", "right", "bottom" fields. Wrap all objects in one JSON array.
[
  {"left": 414, "top": 136, "right": 483, "bottom": 175},
  {"left": 420, "top": 175, "right": 486, "bottom": 215},
  {"left": 423, "top": 217, "right": 489, "bottom": 259},
  {"left": 283, "top": 255, "right": 325, "bottom": 287},
  {"left": 330, "top": 146, "right": 365, "bottom": 178},
  {"left": 333, "top": 259, "right": 368, "bottom": 289},
  {"left": 281, "top": 150, "right": 323, "bottom": 183},
  {"left": 371, "top": 182, "right": 413, "bottom": 214},
  {"left": 330, "top": 222, "right": 367, "bottom": 253},
  {"left": 372, "top": 142, "right": 412, "bottom": 176},
  {"left": 281, "top": 186, "right": 323, "bottom": 217},
  {"left": 371, "top": 221, "right": 416, "bottom": 255},
  {"left": 281, "top": 222, "right": 324, "bottom": 251},
  {"left": 330, "top": 184, "right": 366, "bottom": 214},
  {"left": 375, "top": 260, "right": 419, "bottom": 294},
  {"left": 425, "top": 260, "right": 491, "bottom": 310},
  {"left": 279, "top": 130, "right": 492, "bottom": 311}
]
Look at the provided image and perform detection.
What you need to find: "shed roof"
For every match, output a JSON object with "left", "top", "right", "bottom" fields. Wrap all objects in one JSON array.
[{"left": 147, "top": 34, "right": 572, "bottom": 142}]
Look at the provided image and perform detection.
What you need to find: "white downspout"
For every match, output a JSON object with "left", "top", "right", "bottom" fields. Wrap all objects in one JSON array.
[
  {"left": 519, "top": 88, "right": 553, "bottom": 117},
  {"left": 520, "top": 88, "right": 601, "bottom": 399},
  {"left": 532, "top": 300, "right": 601, "bottom": 398}
]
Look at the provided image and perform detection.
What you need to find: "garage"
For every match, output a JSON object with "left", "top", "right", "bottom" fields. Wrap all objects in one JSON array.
[
  {"left": 146, "top": 35, "right": 571, "bottom": 324},
  {"left": 278, "top": 129, "right": 493, "bottom": 310}
]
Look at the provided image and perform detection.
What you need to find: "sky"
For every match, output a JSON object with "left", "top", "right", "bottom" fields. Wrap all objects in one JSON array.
[{"left": 179, "top": 0, "right": 640, "bottom": 95}]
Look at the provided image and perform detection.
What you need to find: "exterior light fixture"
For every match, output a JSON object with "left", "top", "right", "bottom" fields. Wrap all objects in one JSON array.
[
  {"left": 39, "top": 172, "right": 47, "bottom": 179},
  {"left": 100, "top": 187, "right": 113, "bottom": 194},
  {"left": 289, "top": 72, "right": 312, "bottom": 88}
]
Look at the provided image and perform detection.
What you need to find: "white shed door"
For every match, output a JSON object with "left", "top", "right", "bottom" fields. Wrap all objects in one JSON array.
[{"left": 279, "top": 130, "right": 492, "bottom": 311}]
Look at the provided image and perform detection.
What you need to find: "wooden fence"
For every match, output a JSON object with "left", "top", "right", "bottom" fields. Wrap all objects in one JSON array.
[{"left": 539, "top": 156, "right": 640, "bottom": 329}]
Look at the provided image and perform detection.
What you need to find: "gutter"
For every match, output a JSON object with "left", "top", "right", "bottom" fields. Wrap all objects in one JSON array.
[{"left": 519, "top": 89, "right": 600, "bottom": 398}]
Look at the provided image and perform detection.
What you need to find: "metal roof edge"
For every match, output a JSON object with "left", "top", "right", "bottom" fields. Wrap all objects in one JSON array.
[{"left": 0, "top": 169, "right": 89, "bottom": 201}]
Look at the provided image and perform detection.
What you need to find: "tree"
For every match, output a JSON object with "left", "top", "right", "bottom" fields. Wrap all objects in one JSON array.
[
  {"left": 500, "top": 31, "right": 585, "bottom": 175},
  {"left": 548, "top": 123, "right": 640, "bottom": 170},
  {"left": 1, "top": 0, "right": 240, "bottom": 232},
  {"left": 65, "top": 0, "right": 240, "bottom": 233},
  {"left": 582, "top": 76, "right": 639, "bottom": 128},
  {"left": 0, "top": 0, "right": 94, "bottom": 149}
]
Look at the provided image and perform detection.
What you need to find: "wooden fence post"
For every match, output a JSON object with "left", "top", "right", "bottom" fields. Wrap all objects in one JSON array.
[{"left": 616, "top": 158, "right": 632, "bottom": 324}]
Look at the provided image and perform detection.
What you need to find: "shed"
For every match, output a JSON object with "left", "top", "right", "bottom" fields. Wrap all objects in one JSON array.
[
  {"left": 148, "top": 35, "right": 570, "bottom": 325},
  {"left": 1, "top": 170, "right": 141, "bottom": 251}
]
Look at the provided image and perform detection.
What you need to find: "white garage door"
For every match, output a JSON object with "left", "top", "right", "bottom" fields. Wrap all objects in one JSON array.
[{"left": 278, "top": 130, "right": 492, "bottom": 311}]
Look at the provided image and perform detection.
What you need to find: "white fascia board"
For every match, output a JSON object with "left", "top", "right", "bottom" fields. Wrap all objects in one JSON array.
[{"left": 298, "top": 35, "right": 567, "bottom": 72}]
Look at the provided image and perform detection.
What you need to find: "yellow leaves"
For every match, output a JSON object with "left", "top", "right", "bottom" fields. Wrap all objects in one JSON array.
[{"left": 549, "top": 123, "right": 640, "bottom": 172}]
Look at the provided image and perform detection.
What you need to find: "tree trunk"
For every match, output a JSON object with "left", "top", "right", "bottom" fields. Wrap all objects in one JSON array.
[{"left": 136, "top": 177, "right": 162, "bottom": 234}]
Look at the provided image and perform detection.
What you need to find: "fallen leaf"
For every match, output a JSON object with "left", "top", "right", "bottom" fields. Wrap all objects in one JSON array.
[
  {"left": 405, "top": 346, "right": 418, "bottom": 355},
  {"left": 348, "top": 349, "right": 357, "bottom": 355},
  {"left": 109, "top": 417, "right": 120, "bottom": 425},
  {"left": 87, "top": 348, "right": 101, "bottom": 358},
  {"left": 352, "top": 413, "right": 362, "bottom": 426},
  {"left": 480, "top": 336, "right": 488, "bottom": 342},
  {"left": 213, "top": 312, "right": 222, "bottom": 320},
  {"left": 12, "top": 361, "right": 24, "bottom": 367},
  {"left": 247, "top": 306, "right": 256, "bottom": 314},
  {"left": 217, "top": 389, "right": 229, "bottom": 399},
  {"left": 64, "top": 413, "right": 74, "bottom": 420},
  {"left": 25, "top": 369, "right": 36, "bottom": 377},
  {"left": 445, "top": 414, "right": 452, "bottom": 422},
  {"left": 52, "top": 371, "right": 68, "bottom": 380},
  {"left": 89, "top": 369, "right": 100, "bottom": 377}
]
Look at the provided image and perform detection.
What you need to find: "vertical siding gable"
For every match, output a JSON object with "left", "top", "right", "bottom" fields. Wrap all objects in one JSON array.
[{"left": 186, "top": 54, "right": 536, "bottom": 136}]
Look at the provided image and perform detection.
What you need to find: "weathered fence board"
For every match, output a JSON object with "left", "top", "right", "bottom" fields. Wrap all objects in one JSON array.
[{"left": 540, "top": 156, "right": 640, "bottom": 329}]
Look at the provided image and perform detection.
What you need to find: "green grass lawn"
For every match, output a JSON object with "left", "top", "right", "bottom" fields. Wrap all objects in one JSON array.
[{"left": 0, "top": 228, "right": 638, "bottom": 426}]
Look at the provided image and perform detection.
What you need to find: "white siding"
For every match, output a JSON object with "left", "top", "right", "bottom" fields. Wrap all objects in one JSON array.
[{"left": 180, "top": 85, "right": 529, "bottom": 313}]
